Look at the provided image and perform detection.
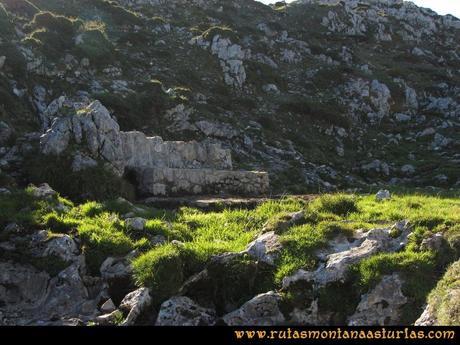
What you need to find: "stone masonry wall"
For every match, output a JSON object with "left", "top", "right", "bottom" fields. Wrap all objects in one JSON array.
[{"left": 137, "top": 167, "right": 269, "bottom": 196}]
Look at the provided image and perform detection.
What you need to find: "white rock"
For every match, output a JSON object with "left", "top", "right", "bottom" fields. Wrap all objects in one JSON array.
[
  {"left": 376, "top": 190, "right": 391, "bottom": 201},
  {"left": 119, "top": 288, "right": 152, "bottom": 326},
  {"left": 156, "top": 296, "right": 216, "bottom": 326},
  {"left": 223, "top": 291, "right": 285, "bottom": 326},
  {"left": 348, "top": 274, "right": 407, "bottom": 326},
  {"left": 245, "top": 232, "right": 282, "bottom": 265}
]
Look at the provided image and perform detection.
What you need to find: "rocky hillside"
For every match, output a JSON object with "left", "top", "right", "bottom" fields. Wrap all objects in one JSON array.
[
  {"left": 0, "top": 0, "right": 459, "bottom": 195},
  {"left": 1, "top": 185, "right": 459, "bottom": 325},
  {"left": 0, "top": 0, "right": 459, "bottom": 327}
]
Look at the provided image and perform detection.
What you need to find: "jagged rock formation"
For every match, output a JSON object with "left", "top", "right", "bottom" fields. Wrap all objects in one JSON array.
[{"left": 39, "top": 99, "right": 269, "bottom": 196}]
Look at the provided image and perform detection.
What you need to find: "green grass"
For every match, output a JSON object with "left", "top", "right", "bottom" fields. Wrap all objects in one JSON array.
[
  {"left": 131, "top": 244, "right": 184, "bottom": 301},
  {"left": 426, "top": 260, "right": 460, "bottom": 325},
  {"left": 2, "top": 187, "right": 459, "bottom": 322}
]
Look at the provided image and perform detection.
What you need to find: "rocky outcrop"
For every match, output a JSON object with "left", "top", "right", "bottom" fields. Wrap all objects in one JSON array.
[
  {"left": 39, "top": 99, "right": 269, "bottom": 196},
  {"left": 40, "top": 100, "right": 125, "bottom": 175},
  {"left": 0, "top": 231, "right": 103, "bottom": 325},
  {"left": 347, "top": 274, "right": 407, "bottom": 326},
  {"left": 156, "top": 296, "right": 216, "bottom": 326},
  {"left": 222, "top": 291, "right": 285, "bottom": 326},
  {"left": 283, "top": 222, "right": 411, "bottom": 289},
  {"left": 118, "top": 288, "right": 152, "bottom": 326},
  {"left": 191, "top": 33, "right": 247, "bottom": 89}
]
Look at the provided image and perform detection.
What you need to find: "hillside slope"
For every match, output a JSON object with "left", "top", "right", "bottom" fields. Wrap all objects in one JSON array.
[{"left": 0, "top": 0, "right": 459, "bottom": 195}]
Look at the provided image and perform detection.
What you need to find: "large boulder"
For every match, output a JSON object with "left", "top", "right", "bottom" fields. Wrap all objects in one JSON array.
[{"left": 40, "top": 100, "right": 125, "bottom": 175}]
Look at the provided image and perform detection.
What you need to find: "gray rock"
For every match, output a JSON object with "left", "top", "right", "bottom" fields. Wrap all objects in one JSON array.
[
  {"left": 283, "top": 223, "right": 411, "bottom": 288},
  {"left": 222, "top": 291, "right": 285, "bottom": 326},
  {"left": 195, "top": 120, "right": 239, "bottom": 139},
  {"left": 30, "top": 183, "right": 57, "bottom": 199},
  {"left": 432, "top": 133, "right": 451, "bottom": 149},
  {"left": 376, "top": 189, "right": 391, "bottom": 201},
  {"left": 0, "top": 121, "right": 12, "bottom": 145},
  {"left": 0, "top": 259, "right": 100, "bottom": 325},
  {"left": 0, "top": 187, "right": 11, "bottom": 195},
  {"left": 40, "top": 100, "right": 125, "bottom": 175},
  {"left": 262, "top": 84, "right": 280, "bottom": 94},
  {"left": 415, "top": 305, "right": 436, "bottom": 326},
  {"left": 100, "top": 256, "right": 133, "bottom": 281},
  {"left": 95, "top": 310, "right": 122, "bottom": 326},
  {"left": 0, "top": 56, "right": 5, "bottom": 69},
  {"left": 72, "top": 152, "right": 98, "bottom": 172},
  {"left": 348, "top": 274, "right": 407, "bottom": 326},
  {"left": 43, "top": 235, "right": 80, "bottom": 263},
  {"left": 156, "top": 296, "right": 216, "bottom": 326},
  {"left": 125, "top": 217, "right": 147, "bottom": 231},
  {"left": 395, "top": 113, "right": 411, "bottom": 122},
  {"left": 101, "top": 299, "right": 117, "bottom": 314},
  {"left": 119, "top": 288, "right": 152, "bottom": 326},
  {"left": 245, "top": 231, "right": 282, "bottom": 265},
  {"left": 421, "top": 233, "right": 444, "bottom": 251},
  {"left": 401, "top": 164, "right": 415, "bottom": 176}
]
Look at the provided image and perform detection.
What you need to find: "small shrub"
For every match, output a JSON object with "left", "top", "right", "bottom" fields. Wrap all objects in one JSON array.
[
  {"left": 41, "top": 212, "right": 79, "bottom": 233},
  {"left": 24, "top": 152, "right": 136, "bottom": 202},
  {"left": 75, "top": 29, "right": 113, "bottom": 62},
  {"left": 312, "top": 194, "right": 359, "bottom": 216},
  {"left": 132, "top": 244, "right": 184, "bottom": 302}
]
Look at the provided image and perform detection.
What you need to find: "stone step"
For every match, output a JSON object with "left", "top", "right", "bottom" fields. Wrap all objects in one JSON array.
[{"left": 135, "top": 167, "right": 269, "bottom": 196}]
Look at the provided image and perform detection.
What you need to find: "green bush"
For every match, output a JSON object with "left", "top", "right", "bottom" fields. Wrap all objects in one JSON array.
[
  {"left": 312, "top": 194, "right": 359, "bottom": 216},
  {"left": 25, "top": 11, "right": 81, "bottom": 57},
  {"left": 24, "top": 152, "right": 136, "bottom": 202},
  {"left": 75, "top": 29, "right": 113, "bottom": 61},
  {"left": 132, "top": 244, "right": 184, "bottom": 302}
]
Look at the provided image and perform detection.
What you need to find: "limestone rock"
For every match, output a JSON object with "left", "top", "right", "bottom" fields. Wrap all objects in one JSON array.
[
  {"left": 125, "top": 217, "right": 147, "bottom": 231},
  {"left": 415, "top": 305, "right": 436, "bottom": 326},
  {"left": 100, "top": 256, "right": 133, "bottom": 281},
  {"left": 195, "top": 120, "right": 239, "bottom": 139},
  {"left": 156, "top": 296, "right": 216, "bottom": 326},
  {"left": 30, "top": 183, "right": 57, "bottom": 199},
  {"left": 420, "top": 233, "right": 444, "bottom": 251},
  {"left": 0, "top": 121, "right": 12, "bottom": 145},
  {"left": 101, "top": 299, "right": 117, "bottom": 314},
  {"left": 42, "top": 235, "right": 80, "bottom": 263},
  {"left": 40, "top": 100, "right": 125, "bottom": 175},
  {"left": 348, "top": 274, "right": 407, "bottom": 326},
  {"left": 119, "top": 288, "right": 152, "bottom": 326},
  {"left": 245, "top": 231, "right": 282, "bottom": 265},
  {"left": 376, "top": 190, "right": 391, "bottom": 201},
  {"left": 222, "top": 291, "right": 285, "bottom": 326},
  {"left": 283, "top": 222, "right": 411, "bottom": 288}
]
